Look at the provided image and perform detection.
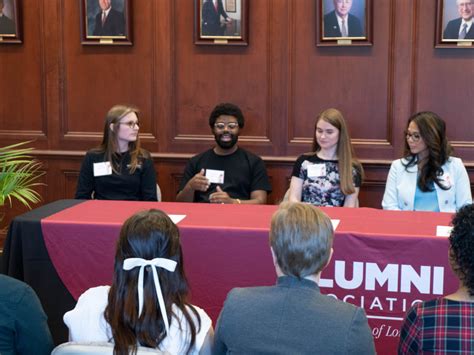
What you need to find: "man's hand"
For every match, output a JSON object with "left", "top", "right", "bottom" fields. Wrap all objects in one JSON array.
[
  {"left": 209, "top": 186, "right": 234, "bottom": 204},
  {"left": 188, "top": 169, "right": 210, "bottom": 192}
]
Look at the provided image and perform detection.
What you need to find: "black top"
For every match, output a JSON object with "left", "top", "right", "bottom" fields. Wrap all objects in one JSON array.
[
  {"left": 292, "top": 154, "right": 361, "bottom": 207},
  {"left": 75, "top": 150, "right": 157, "bottom": 201},
  {"left": 178, "top": 148, "right": 272, "bottom": 203}
]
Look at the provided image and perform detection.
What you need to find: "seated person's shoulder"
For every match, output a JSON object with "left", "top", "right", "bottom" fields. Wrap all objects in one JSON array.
[
  {"left": 0, "top": 275, "right": 32, "bottom": 301},
  {"left": 139, "top": 148, "right": 152, "bottom": 159}
]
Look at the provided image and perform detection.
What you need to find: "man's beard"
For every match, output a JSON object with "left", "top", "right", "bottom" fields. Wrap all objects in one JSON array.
[{"left": 215, "top": 133, "right": 238, "bottom": 150}]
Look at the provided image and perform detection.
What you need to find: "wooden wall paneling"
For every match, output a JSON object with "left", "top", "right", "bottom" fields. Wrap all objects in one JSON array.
[
  {"left": 0, "top": 0, "right": 47, "bottom": 147},
  {"left": 413, "top": 0, "right": 474, "bottom": 161},
  {"left": 168, "top": 0, "right": 277, "bottom": 156},
  {"left": 288, "top": 0, "right": 394, "bottom": 161},
  {"left": 58, "top": 0, "right": 157, "bottom": 152}
]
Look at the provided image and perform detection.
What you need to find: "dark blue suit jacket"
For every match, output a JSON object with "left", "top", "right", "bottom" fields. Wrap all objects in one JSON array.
[
  {"left": 323, "top": 10, "right": 364, "bottom": 37},
  {"left": 214, "top": 276, "right": 375, "bottom": 354},
  {"left": 201, "top": 0, "right": 228, "bottom": 36},
  {"left": 93, "top": 8, "right": 125, "bottom": 36},
  {"left": 0, "top": 14, "right": 15, "bottom": 34},
  {"left": 443, "top": 18, "right": 474, "bottom": 40}
]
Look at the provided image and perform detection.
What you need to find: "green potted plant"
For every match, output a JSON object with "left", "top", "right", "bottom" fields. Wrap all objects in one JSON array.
[{"left": 0, "top": 141, "right": 44, "bottom": 227}]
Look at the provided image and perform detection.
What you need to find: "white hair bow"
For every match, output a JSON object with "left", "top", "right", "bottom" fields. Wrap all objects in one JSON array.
[{"left": 123, "top": 257, "right": 177, "bottom": 335}]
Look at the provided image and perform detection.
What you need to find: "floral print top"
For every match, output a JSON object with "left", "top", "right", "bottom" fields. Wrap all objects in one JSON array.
[{"left": 291, "top": 154, "right": 361, "bottom": 207}]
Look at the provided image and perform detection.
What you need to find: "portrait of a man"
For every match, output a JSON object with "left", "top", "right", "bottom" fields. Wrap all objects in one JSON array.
[
  {"left": 87, "top": 0, "right": 125, "bottom": 37},
  {"left": 201, "top": 0, "right": 239, "bottom": 37},
  {"left": 443, "top": 0, "right": 474, "bottom": 40},
  {"left": 0, "top": 0, "right": 16, "bottom": 35},
  {"left": 323, "top": 0, "right": 365, "bottom": 38}
]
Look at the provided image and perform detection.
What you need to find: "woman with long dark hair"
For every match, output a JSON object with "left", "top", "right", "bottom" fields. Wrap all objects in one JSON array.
[
  {"left": 64, "top": 209, "right": 213, "bottom": 354},
  {"left": 382, "top": 111, "right": 471, "bottom": 212},
  {"left": 288, "top": 108, "right": 363, "bottom": 207},
  {"left": 75, "top": 105, "right": 157, "bottom": 201}
]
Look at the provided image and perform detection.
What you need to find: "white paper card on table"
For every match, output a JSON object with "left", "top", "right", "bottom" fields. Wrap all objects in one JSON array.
[
  {"left": 436, "top": 225, "right": 452, "bottom": 237},
  {"left": 205, "top": 169, "right": 225, "bottom": 184},
  {"left": 93, "top": 162, "right": 112, "bottom": 177},
  {"left": 168, "top": 214, "right": 186, "bottom": 225},
  {"left": 331, "top": 219, "right": 340, "bottom": 231},
  {"left": 307, "top": 164, "right": 326, "bottom": 178}
]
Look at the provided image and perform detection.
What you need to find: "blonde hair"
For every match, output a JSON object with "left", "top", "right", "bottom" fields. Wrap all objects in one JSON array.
[
  {"left": 270, "top": 202, "right": 334, "bottom": 277},
  {"left": 311, "top": 108, "right": 363, "bottom": 195}
]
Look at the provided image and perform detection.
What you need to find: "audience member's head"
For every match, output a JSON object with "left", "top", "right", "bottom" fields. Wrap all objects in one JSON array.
[
  {"left": 270, "top": 202, "right": 334, "bottom": 278},
  {"left": 449, "top": 203, "right": 474, "bottom": 295},
  {"left": 105, "top": 209, "right": 199, "bottom": 354}
]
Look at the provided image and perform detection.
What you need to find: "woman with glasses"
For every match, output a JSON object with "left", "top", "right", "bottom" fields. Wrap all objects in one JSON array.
[
  {"left": 382, "top": 111, "right": 471, "bottom": 212},
  {"left": 288, "top": 108, "right": 363, "bottom": 207},
  {"left": 75, "top": 104, "right": 157, "bottom": 201},
  {"left": 63, "top": 209, "right": 213, "bottom": 354}
]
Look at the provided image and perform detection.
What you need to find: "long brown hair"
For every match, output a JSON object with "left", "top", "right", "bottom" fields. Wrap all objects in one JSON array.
[
  {"left": 104, "top": 209, "right": 200, "bottom": 355},
  {"left": 402, "top": 111, "right": 453, "bottom": 192},
  {"left": 94, "top": 105, "right": 147, "bottom": 174},
  {"left": 311, "top": 108, "right": 363, "bottom": 195}
]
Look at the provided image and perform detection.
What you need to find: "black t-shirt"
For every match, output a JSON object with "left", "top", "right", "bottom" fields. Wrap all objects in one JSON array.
[
  {"left": 75, "top": 150, "right": 157, "bottom": 201},
  {"left": 179, "top": 148, "right": 272, "bottom": 203}
]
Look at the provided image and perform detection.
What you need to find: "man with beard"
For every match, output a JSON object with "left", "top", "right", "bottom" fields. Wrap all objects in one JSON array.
[{"left": 176, "top": 103, "right": 271, "bottom": 204}]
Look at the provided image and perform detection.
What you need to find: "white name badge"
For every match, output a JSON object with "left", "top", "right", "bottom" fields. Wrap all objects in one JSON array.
[
  {"left": 206, "top": 169, "right": 225, "bottom": 184},
  {"left": 436, "top": 225, "right": 452, "bottom": 237},
  {"left": 93, "top": 161, "right": 112, "bottom": 177},
  {"left": 307, "top": 163, "right": 326, "bottom": 178}
]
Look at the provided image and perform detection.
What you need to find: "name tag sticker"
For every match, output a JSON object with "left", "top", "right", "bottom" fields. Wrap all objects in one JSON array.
[
  {"left": 206, "top": 169, "right": 225, "bottom": 184},
  {"left": 169, "top": 214, "right": 186, "bottom": 224},
  {"left": 436, "top": 225, "right": 452, "bottom": 237},
  {"left": 307, "top": 164, "right": 326, "bottom": 178},
  {"left": 441, "top": 172, "right": 452, "bottom": 188},
  {"left": 93, "top": 162, "right": 112, "bottom": 177}
]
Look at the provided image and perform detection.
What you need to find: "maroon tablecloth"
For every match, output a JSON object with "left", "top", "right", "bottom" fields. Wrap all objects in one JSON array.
[{"left": 41, "top": 201, "right": 457, "bottom": 355}]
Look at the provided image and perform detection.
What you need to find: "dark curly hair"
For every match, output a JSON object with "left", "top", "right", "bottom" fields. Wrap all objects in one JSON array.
[
  {"left": 208, "top": 103, "right": 245, "bottom": 128},
  {"left": 402, "top": 111, "right": 453, "bottom": 192},
  {"left": 449, "top": 203, "right": 474, "bottom": 296}
]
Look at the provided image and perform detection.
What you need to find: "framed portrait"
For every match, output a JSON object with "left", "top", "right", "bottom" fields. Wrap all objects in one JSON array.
[
  {"left": 80, "top": 0, "right": 132, "bottom": 45},
  {"left": 436, "top": 0, "right": 474, "bottom": 48},
  {"left": 194, "top": 0, "right": 249, "bottom": 46},
  {"left": 317, "top": 0, "right": 373, "bottom": 46},
  {"left": 0, "top": 0, "right": 21, "bottom": 44}
]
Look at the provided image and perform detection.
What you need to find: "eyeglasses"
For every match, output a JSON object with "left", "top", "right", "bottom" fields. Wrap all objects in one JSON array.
[
  {"left": 405, "top": 131, "right": 421, "bottom": 142},
  {"left": 119, "top": 121, "right": 140, "bottom": 128},
  {"left": 214, "top": 122, "right": 239, "bottom": 130}
]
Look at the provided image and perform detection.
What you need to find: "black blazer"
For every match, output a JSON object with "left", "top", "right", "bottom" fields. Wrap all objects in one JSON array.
[
  {"left": 323, "top": 10, "right": 364, "bottom": 37},
  {"left": 443, "top": 18, "right": 474, "bottom": 40},
  {"left": 201, "top": 0, "right": 228, "bottom": 36},
  {"left": 93, "top": 8, "right": 125, "bottom": 36},
  {"left": 0, "top": 14, "right": 15, "bottom": 34}
]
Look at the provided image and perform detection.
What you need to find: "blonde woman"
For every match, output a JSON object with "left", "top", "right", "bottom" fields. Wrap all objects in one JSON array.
[{"left": 288, "top": 108, "right": 363, "bottom": 207}]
